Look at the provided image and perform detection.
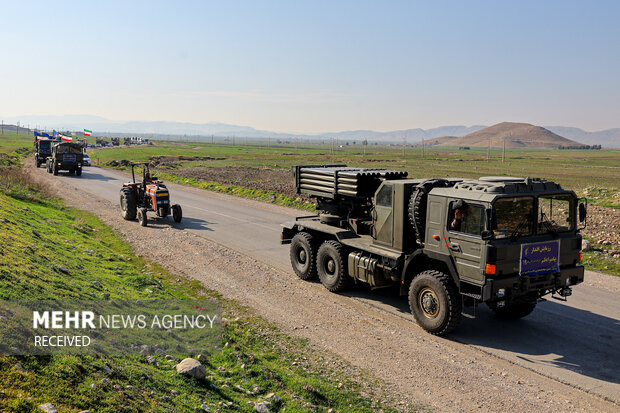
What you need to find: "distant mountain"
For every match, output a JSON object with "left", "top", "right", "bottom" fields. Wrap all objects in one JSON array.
[
  {"left": 2, "top": 114, "right": 617, "bottom": 146},
  {"left": 544, "top": 126, "right": 620, "bottom": 148},
  {"left": 428, "top": 122, "right": 584, "bottom": 149},
  {"left": 0, "top": 114, "right": 486, "bottom": 142},
  {"left": 320, "top": 125, "right": 487, "bottom": 141}
]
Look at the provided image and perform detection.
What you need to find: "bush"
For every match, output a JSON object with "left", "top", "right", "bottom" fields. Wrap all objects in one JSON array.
[{"left": 0, "top": 166, "right": 54, "bottom": 202}]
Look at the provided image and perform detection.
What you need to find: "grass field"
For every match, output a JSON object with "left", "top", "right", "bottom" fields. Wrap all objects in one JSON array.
[
  {"left": 0, "top": 137, "right": 397, "bottom": 412},
  {"left": 90, "top": 140, "right": 620, "bottom": 208}
]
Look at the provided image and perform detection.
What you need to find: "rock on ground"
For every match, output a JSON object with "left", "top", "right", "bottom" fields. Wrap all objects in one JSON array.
[{"left": 175, "top": 358, "right": 207, "bottom": 379}]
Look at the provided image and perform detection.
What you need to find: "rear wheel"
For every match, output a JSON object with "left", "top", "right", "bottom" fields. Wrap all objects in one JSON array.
[
  {"left": 53, "top": 163, "right": 58, "bottom": 176},
  {"left": 488, "top": 301, "right": 536, "bottom": 320},
  {"left": 172, "top": 204, "right": 182, "bottom": 222},
  {"left": 289, "top": 232, "right": 318, "bottom": 280},
  {"left": 120, "top": 188, "right": 137, "bottom": 220},
  {"left": 317, "top": 240, "right": 349, "bottom": 292},
  {"left": 138, "top": 208, "right": 148, "bottom": 227},
  {"left": 409, "top": 270, "right": 462, "bottom": 335}
]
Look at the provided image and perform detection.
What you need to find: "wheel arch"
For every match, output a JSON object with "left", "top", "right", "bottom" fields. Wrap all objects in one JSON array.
[{"left": 400, "top": 249, "right": 460, "bottom": 295}]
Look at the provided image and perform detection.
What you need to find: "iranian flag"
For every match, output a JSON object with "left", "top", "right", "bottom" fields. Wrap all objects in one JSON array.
[
  {"left": 84, "top": 129, "right": 92, "bottom": 137},
  {"left": 60, "top": 134, "right": 72, "bottom": 142}
]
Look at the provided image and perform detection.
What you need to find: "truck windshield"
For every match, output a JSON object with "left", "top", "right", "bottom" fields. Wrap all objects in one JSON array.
[
  {"left": 492, "top": 197, "right": 534, "bottom": 239},
  {"left": 537, "top": 194, "right": 574, "bottom": 234},
  {"left": 57, "top": 145, "right": 82, "bottom": 154}
]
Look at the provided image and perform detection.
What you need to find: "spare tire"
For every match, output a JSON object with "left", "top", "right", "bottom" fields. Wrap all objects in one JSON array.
[{"left": 408, "top": 179, "right": 451, "bottom": 244}]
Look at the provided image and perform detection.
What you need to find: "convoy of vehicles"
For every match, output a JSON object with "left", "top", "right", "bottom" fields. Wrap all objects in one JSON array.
[{"left": 281, "top": 165, "right": 586, "bottom": 335}]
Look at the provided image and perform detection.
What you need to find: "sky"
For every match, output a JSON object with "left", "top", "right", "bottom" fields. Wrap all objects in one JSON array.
[{"left": 1, "top": 0, "right": 620, "bottom": 133}]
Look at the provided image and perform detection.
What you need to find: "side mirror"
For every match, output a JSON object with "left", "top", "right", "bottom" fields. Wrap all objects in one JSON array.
[
  {"left": 481, "top": 230, "right": 493, "bottom": 241},
  {"left": 578, "top": 202, "right": 587, "bottom": 223}
]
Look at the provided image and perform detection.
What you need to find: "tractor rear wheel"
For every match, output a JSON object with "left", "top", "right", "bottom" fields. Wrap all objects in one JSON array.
[
  {"left": 289, "top": 232, "right": 318, "bottom": 280},
  {"left": 172, "top": 204, "right": 182, "bottom": 222},
  {"left": 138, "top": 208, "right": 148, "bottom": 227},
  {"left": 409, "top": 270, "right": 462, "bottom": 335},
  {"left": 120, "top": 188, "right": 137, "bottom": 220},
  {"left": 317, "top": 240, "right": 349, "bottom": 292}
]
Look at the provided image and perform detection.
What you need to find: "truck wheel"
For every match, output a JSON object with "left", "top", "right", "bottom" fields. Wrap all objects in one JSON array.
[
  {"left": 488, "top": 301, "right": 536, "bottom": 320},
  {"left": 289, "top": 232, "right": 317, "bottom": 280},
  {"left": 172, "top": 204, "right": 182, "bottom": 222},
  {"left": 317, "top": 240, "right": 349, "bottom": 292},
  {"left": 53, "top": 164, "right": 58, "bottom": 176},
  {"left": 138, "top": 208, "right": 148, "bottom": 227},
  {"left": 76, "top": 168, "right": 82, "bottom": 176},
  {"left": 409, "top": 270, "right": 462, "bottom": 335},
  {"left": 120, "top": 188, "right": 137, "bottom": 220}
]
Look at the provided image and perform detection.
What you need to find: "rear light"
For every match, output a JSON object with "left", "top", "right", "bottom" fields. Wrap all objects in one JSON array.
[
  {"left": 579, "top": 252, "right": 582, "bottom": 263},
  {"left": 485, "top": 264, "right": 496, "bottom": 275}
]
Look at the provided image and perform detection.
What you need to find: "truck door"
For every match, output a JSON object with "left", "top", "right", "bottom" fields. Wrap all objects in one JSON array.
[
  {"left": 446, "top": 200, "right": 486, "bottom": 283},
  {"left": 374, "top": 184, "right": 394, "bottom": 247}
]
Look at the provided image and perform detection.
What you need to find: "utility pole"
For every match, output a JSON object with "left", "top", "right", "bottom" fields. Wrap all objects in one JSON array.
[
  {"left": 16, "top": 121, "right": 19, "bottom": 135},
  {"left": 211, "top": 134, "right": 214, "bottom": 144},
  {"left": 487, "top": 136, "right": 491, "bottom": 161},
  {"left": 502, "top": 136, "right": 506, "bottom": 163},
  {"left": 402, "top": 137, "right": 406, "bottom": 161},
  {"left": 422, "top": 137, "right": 425, "bottom": 158}
]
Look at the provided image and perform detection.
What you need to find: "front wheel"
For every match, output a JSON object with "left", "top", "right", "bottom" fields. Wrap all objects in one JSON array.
[
  {"left": 289, "top": 232, "right": 317, "bottom": 280},
  {"left": 76, "top": 168, "right": 82, "bottom": 176},
  {"left": 172, "top": 204, "right": 182, "bottom": 222},
  {"left": 53, "top": 164, "right": 58, "bottom": 176},
  {"left": 138, "top": 208, "right": 148, "bottom": 227},
  {"left": 487, "top": 301, "right": 536, "bottom": 320},
  {"left": 317, "top": 240, "right": 349, "bottom": 292},
  {"left": 409, "top": 270, "right": 462, "bottom": 335}
]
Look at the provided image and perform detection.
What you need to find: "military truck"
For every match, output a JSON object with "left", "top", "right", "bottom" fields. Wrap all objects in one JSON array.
[
  {"left": 281, "top": 165, "right": 586, "bottom": 335},
  {"left": 34, "top": 136, "right": 57, "bottom": 168},
  {"left": 46, "top": 141, "right": 85, "bottom": 176}
]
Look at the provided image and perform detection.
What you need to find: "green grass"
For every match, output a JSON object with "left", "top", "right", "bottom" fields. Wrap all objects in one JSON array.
[
  {"left": 91, "top": 140, "right": 620, "bottom": 208},
  {"left": 0, "top": 157, "right": 396, "bottom": 411},
  {"left": 581, "top": 239, "right": 620, "bottom": 277}
]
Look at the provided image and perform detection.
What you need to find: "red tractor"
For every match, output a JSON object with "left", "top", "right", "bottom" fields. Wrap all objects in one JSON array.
[{"left": 120, "top": 162, "right": 182, "bottom": 226}]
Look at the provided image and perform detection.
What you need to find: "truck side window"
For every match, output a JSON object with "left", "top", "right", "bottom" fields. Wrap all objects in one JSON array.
[
  {"left": 448, "top": 202, "right": 485, "bottom": 236},
  {"left": 376, "top": 185, "right": 392, "bottom": 207}
]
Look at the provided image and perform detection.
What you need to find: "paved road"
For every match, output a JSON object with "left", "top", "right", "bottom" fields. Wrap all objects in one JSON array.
[{"left": 48, "top": 165, "right": 620, "bottom": 403}]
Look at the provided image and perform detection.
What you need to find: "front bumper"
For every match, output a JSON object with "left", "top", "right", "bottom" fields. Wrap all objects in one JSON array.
[{"left": 484, "top": 265, "right": 585, "bottom": 302}]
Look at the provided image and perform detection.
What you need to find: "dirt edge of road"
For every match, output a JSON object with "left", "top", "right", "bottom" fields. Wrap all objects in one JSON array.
[{"left": 30, "top": 165, "right": 619, "bottom": 413}]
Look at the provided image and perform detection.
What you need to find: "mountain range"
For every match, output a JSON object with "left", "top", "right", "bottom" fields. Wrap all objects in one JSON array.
[{"left": 1, "top": 114, "right": 618, "bottom": 147}]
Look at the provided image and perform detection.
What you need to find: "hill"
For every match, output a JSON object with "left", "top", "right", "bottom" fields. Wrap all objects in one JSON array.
[
  {"left": 427, "top": 122, "right": 584, "bottom": 148},
  {"left": 545, "top": 126, "right": 620, "bottom": 148}
]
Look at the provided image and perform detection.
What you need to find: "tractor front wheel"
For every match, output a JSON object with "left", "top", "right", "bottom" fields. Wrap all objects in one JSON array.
[
  {"left": 120, "top": 188, "right": 137, "bottom": 220},
  {"left": 138, "top": 208, "right": 148, "bottom": 227},
  {"left": 172, "top": 204, "right": 182, "bottom": 223}
]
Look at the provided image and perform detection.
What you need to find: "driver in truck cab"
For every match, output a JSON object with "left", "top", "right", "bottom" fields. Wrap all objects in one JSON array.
[{"left": 450, "top": 199, "right": 467, "bottom": 231}]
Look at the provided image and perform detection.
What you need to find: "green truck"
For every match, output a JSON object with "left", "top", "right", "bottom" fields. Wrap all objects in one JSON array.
[
  {"left": 281, "top": 165, "right": 586, "bottom": 335},
  {"left": 46, "top": 141, "right": 85, "bottom": 176}
]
